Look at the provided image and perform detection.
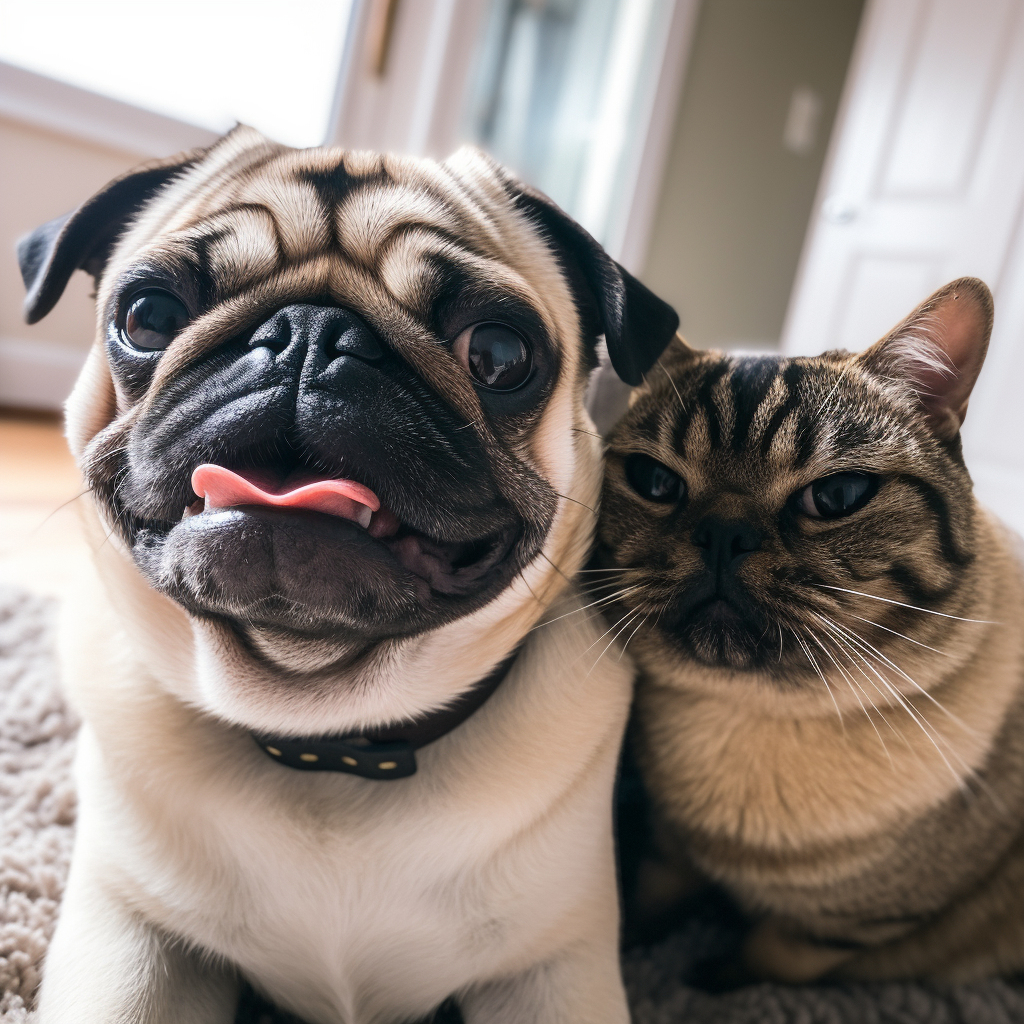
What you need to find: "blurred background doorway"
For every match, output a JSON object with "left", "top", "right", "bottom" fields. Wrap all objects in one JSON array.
[
  {"left": 4, "top": 0, "right": 1024, "bottom": 536},
  {"left": 1, "top": 0, "right": 868, "bottom": 410},
  {"left": 5, "top": 0, "right": 1024, "bottom": 571}
]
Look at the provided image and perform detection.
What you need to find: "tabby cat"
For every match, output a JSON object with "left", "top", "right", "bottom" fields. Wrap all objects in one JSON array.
[{"left": 598, "top": 278, "right": 1024, "bottom": 982}]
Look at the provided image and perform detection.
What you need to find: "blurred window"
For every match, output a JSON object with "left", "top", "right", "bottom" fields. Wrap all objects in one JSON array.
[
  {"left": 0, "top": 0, "right": 353, "bottom": 148},
  {"left": 465, "top": 0, "right": 671, "bottom": 246}
]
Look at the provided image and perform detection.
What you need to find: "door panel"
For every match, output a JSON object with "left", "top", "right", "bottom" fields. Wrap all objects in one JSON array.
[
  {"left": 782, "top": 0, "right": 1024, "bottom": 357},
  {"left": 833, "top": 253, "right": 939, "bottom": 350},
  {"left": 881, "top": 0, "right": 1014, "bottom": 198}
]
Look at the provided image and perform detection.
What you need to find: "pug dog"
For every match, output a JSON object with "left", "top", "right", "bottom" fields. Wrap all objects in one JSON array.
[{"left": 17, "top": 126, "right": 678, "bottom": 1023}]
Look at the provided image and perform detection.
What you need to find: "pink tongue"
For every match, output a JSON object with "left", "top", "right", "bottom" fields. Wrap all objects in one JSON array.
[{"left": 191, "top": 464, "right": 380, "bottom": 528}]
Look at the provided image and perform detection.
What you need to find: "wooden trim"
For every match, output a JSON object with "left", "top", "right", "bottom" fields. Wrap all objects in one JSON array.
[
  {"left": 364, "top": 0, "right": 402, "bottom": 76},
  {"left": 327, "top": 0, "right": 488, "bottom": 156},
  {"left": 0, "top": 336, "right": 88, "bottom": 411},
  {"left": 0, "top": 60, "right": 219, "bottom": 158},
  {"left": 612, "top": 0, "right": 702, "bottom": 272}
]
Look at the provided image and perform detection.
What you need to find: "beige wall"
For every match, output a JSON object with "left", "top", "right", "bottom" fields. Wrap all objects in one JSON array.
[
  {"left": 0, "top": 116, "right": 145, "bottom": 406},
  {"left": 642, "top": 0, "right": 864, "bottom": 350}
]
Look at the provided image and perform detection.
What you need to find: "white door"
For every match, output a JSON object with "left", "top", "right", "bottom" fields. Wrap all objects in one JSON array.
[{"left": 781, "top": 0, "right": 1024, "bottom": 533}]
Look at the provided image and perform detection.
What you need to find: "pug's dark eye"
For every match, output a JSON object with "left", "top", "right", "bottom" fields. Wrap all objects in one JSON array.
[
  {"left": 799, "top": 472, "right": 878, "bottom": 519},
  {"left": 453, "top": 322, "right": 532, "bottom": 391},
  {"left": 122, "top": 291, "right": 190, "bottom": 350},
  {"left": 625, "top": 454, "right": 686, "bottom": 504}
]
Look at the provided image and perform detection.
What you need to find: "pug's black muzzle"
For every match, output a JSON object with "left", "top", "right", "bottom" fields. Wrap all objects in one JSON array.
[{"left": 103, "top": 304, "right": 546, "bottom": 639}]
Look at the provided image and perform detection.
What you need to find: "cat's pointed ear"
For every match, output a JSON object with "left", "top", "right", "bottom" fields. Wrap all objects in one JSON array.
[
  {"left": 658, "top": 334, "right": 701, "bottom": 369},
  {"left": 506, "top": 181, "right": 679, "bottom": 385},
  {"left": 857, "top": 277, "right": 993, "bottom": 440},
  {"left": 17, "top": 151, "right": 202, "bottom": 324}
]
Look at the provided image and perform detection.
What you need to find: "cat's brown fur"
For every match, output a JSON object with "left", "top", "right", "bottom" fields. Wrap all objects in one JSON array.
[{"left": 599, "top": 278, "right": 1024, "bottom": 982}]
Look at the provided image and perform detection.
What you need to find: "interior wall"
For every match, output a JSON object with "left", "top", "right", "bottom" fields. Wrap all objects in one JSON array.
[
  {"left": 0, "top": 116, "right": 142, "bottom": 408},
  {"left": 642, "top": 0, "right": 864, "bottom": 350}
]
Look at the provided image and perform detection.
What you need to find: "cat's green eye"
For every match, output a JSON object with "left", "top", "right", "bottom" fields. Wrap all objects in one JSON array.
[
  {"left": 800, "top": 472, "right": 878, "bottom": 519},
  {"left": 625, "top": 454, "right": 686, "bottom": 504}
]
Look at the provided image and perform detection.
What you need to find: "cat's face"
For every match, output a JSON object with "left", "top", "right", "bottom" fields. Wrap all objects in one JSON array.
[{"left": 598, "top": 279, "right": 994, "bottom": 700}]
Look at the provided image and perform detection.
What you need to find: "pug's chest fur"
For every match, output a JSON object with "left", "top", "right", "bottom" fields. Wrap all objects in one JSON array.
[
  {"left": 67, "top": 591, "right": 631, "bottom": 1024},
  {"left": 93, "top": 773, "right": 601, "bottom": 1022}
]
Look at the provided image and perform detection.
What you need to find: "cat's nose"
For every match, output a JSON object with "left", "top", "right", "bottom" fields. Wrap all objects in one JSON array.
[{"left": 691, "top": 518, "right": 762, "bottom": 576}]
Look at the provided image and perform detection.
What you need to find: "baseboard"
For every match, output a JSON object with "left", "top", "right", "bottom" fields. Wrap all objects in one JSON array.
[
  {"left": 0, "top": 60, "right": 219, "bottom": 158},
  {"left": 0, "top": 337, "right": 87, "bottom": 411}
]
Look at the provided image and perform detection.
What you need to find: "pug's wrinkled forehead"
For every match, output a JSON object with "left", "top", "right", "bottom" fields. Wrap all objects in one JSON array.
[
  {"left": 97, "top": 136, "right": 579, "bottom": 425},
  {"left": 18, "top": 127, "right": 677, "bottom": 646}
]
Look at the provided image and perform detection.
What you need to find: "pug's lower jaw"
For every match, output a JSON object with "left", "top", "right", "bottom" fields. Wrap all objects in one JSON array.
[
  {"left": 136, "top": 505, "right": 524, "bottom": 639},
  {"left": 126, "top": 429, "right": 540, "bottom": 643}
]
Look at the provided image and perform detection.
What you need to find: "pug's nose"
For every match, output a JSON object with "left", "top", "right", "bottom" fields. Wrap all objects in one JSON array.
[
  {"left": 691, "top": 518, "right": 761, "bottom": 577},
  {"left": 248, "top": 304, "right": 384, "bottom": 362}
]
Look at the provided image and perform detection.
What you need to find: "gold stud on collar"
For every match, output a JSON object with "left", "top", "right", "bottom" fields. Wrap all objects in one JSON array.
[
  {"left": 299, "top": 753, "right": 319, "bottom": 762},
  {"left": 342, "top": 756, "right": 358, "bottom": 766},
  {"left": 266, "top": 746, "right": 282, "bottom": 756},
  {"left": 378, "top": 761, "right": 398, "bottom": 770}
]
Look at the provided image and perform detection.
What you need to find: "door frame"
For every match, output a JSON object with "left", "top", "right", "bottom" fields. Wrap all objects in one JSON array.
[{"left": 327, "top": 0, "right": 701, "bottom": 271}]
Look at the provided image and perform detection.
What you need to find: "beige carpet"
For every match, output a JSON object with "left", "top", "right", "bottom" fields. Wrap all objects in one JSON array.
[
  {"left": 2, "top": 584, "right": 1023, "bottom": 1023},
  {"left": 0, "top": 587, "right": 76, "bottom": 1022}
]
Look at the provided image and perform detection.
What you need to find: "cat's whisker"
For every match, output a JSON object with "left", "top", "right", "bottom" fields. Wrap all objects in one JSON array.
[
  {"left": 579, "top": 572, "right": 643, "bottom": 589},
  {"left": 814, "top": 584, "right": 997, "bottom": 625},
  {"left": 575, "top": 587, "right": 643, "bottom": 607},
  {"left": 795, "top": 627, "right": 844, "bottom": 726},
  {"left": 811, "top": 629, "right": 896, "bottom": 767},
  {"left": 837, "top": 612, "right": 1006, "bottom": 807},
  {"left": 848, "top": 613, "right": 948, "bottom": 657},
  {"left": 820, "top": 616, "right": 972, "bottom": 789},
  {"left": 657, "top": 359, "right": 686, "bottom": 410},
  {"left": 619, "top": 613, "right": 649, "bottom": 661},
  {"left": 817, "top": 618, "right": 916, "bottom": 754},
  {"left": 808, "top": 368, "right": 849, "bottom": 428},
  {"left": 532, "top": 585, "right": 642, "bottom": 632},
  {"left": 581, "top": 574, "right": 642, "bottom": 588},
  {"left": 579, "top": 606, "right": 643, "bottom": 659},
  {"left": 584, "top": 607, "right": 645, "bottom": 678},
  {"left": 839, "top": 610, "right": 974, "bottom": 733},
  {"left": 818, "top": 621, "right": 992, "bottom": 788},
  {"left": 830, "top": 614, "right": 975, "bottom": 735},
  {"left": 578, "top": 581, "right": 642, "bottom": 600}
]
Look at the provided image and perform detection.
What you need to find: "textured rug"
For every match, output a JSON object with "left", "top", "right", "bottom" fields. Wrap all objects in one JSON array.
[{"left": 2, "top": 584, "right": 1023, "bottom": 1023}]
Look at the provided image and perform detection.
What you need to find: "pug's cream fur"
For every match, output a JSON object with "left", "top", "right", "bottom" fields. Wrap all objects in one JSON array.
[{"left": 21, "top": 128, "right": 674, "bottom": 1023}]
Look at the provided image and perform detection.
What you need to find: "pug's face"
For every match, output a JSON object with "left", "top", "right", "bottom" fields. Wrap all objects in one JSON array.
[{"left": 20, "top": 128, "right": 675, "bottom": 726}]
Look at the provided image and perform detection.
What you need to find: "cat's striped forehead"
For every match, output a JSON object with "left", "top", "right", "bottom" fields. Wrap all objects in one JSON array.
[{"left": 631, "top": 349, "right": 931, "bottom": 478}]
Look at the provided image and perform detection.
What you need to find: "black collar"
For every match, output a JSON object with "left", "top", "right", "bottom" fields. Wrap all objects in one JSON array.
[{"left": 252, "top": 647, "right": 522, "bottom": 780}]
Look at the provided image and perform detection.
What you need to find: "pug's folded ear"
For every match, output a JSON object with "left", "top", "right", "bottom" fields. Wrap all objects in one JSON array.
[
  {"left": 510, "top": 182, "right": 679, "bottom": 386},
  {"left": 17, "top": 152, "right": 201, "bottom": 325}
]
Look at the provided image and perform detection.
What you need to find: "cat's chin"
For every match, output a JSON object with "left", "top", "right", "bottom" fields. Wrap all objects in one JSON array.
[{"left": 669, "top": 598, "right": 770, "bottom": 670}]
